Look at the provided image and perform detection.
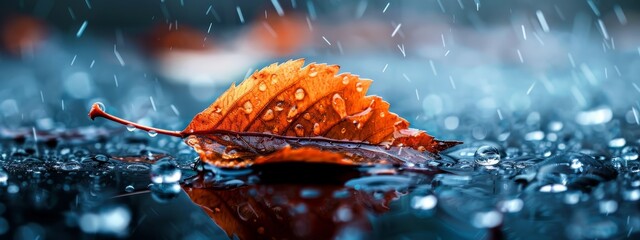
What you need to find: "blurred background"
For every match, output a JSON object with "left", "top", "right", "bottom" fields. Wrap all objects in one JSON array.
[{"left": 1, "top": 0, "right": 639, "bottom": 135}]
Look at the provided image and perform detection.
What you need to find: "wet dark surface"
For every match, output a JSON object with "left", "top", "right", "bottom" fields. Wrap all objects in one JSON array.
[{"left": 1, "top": 114, "right": 639, "bottom": 239}]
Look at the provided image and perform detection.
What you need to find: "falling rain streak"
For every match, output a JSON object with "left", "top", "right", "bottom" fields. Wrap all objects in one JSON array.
[
  {"left": 76, "top": 21, "right": 88, "bottom": 38},
  {"left": 150, "top": 96, "right": 156, "bottom": 112},
  {"left": 271, "top": 0, "right": 285, "bottom": 16},
  {"left": 536, "top": 10, "right": 550, "bottom": 32},
  {"left": 113, "top": 45, "right": 125, "bottom": 66},
  {"left": 322, "top": 36, "right": 331, "bottom": 45},
  {"left": 236, "top": 7, "right": 245, "bottom": 23},
  {"left": 526, "top": 81, "right": 536, "bottom": 95},
  {"left": 391, "top": 24, "right": 401, "bottom": 37}
]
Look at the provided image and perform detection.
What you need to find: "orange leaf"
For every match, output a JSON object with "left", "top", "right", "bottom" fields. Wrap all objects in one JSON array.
[{"left": 89, "top": 59, "right": 461, "bottom": 167}]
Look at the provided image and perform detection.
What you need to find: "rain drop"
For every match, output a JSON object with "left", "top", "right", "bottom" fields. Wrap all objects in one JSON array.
[
  {"left": 125, "top": 185, "right": 135, "bottom": 192},
  {"left": 295, "top": 88, "right": 305, "bottom": 100},
  {"left": 308, "top": 71, "right": 318, "bottom": 77},
  {"left": 96, "top": 102, "right": 105, "bottom": 111},
  {"left": 355, "top": 82, "right": 364, "bottom": 92},
  {"left": 287, "top": 105, "right": 298, "bottom": 121},
  {"left": 270, "top": 74, "right": 278, "bottom": 84},
  {"left": 342, "top": 76, "right": 349, "bottom": 85},
  {"left": 148, "top": 130, "right": 158, "bottom": 137},
  {"left": 258, "top": 82, "right": 267, "bottom": 91},
  {"left": 380, "top": 112, "right": 385, "bottom": 118},
  {"left": 243, "top": 101, "right": 253, "bottom": 114},
  {"left": 214, "top": 106, "right": 222, "bottom": 113},
  {"left": 275, "top": 101, "right": 285, "bottom": 111},
  {"left": 294, "top": 124, "right": 305, "bottom": 137},
  {"left": 474, "top": 146, "right": 501, "bottom": 166},
  {"left": 341, "top": 128, "right": 347, "bottom": 134},
  {"left": 303, "top": 113, "right": 311, "bottom": 120},
  {"left": 622, "top": 146, "right": 639, "bottom": 161},
  {"left": 93, "top": 154, "right": 109, "bottom": 163},
  {"left": 353, "top": 120, "right": 363, "bottom": 129},
  {"left": 313, "top": 123, "right": 321, "bottom": 135},
  {"left": 332, "top": 94, "right": 347, "bottom": 119},
  {"left": 262, "top": 109, "right": 275, "bottom": 121},
  {"left": 150, "top": 160, "right": 182, "bottom": 184},
  {"left": 609, "top": 138, "right": 626, "bottom": 148},
  {"left": 126, "top": 124, "right": 136, "bottom": 132}
]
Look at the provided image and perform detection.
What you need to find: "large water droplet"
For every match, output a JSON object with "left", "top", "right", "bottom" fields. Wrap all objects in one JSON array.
[
  {"left": 342, "top": 76, "right": 349, "bottom": 85},
  {"left": 295, "top": 88, "right": 305, "bottom": 100},
  {"left": 262, "top": 109, "right": 274, "bottom": 121},
  {"left": 355, "top": 82, "right": 364, "bottom": 92},
  {"left": 96, "top": 102, "right": 106, "bottom": 111},
  {"left": 474, "top": 146, "right": 501, "bottom": 166},
  {"left": 126, "top": 124, "right": 136, "bottom": 132},
  {"left": 341, "top": 128, "right": 347, "bottom": 134},
  {"left": 258, "top": 82, "right": 267, "bottom": 91},
  {"left": 622, "top": 146, "right": 639, "bottom": 161},
  {"left": 270, "top": 74, "right": 279, "bottom": 84},
  {"left": 93, "top": 154, "right": 109, "bottom": 163},
  {"left": 608, "top": 138, "right": 626, "bottom": 148},
  {"left": 274, "top": 101, "right": 285, "bottom": 111},
  {"left": 214, "top": 106, "right": 222, "bottom": 113},
  {"left": 303, "top": 113, "right": 311, "bottom": 120},
  {"left": 150, "top": 160, "right": 182, "bottom": 184},
  {"left": 313, "top": 123, "right": 321, "bottom": 135},
  {"left": 332, "top": 94, "right": 347, "bottom": 119},
  {"left": 294, "top": 124, "right": 305, "bottom": 137},
  {"left": 308, "top": 71, "right": 318, "bottom": 77},
  {"left": 287, "top": 105, "right": 298, "bottom": 121},
  {"left": 125, "top": 185, "right": 135, "bottom": 192},
  {"left": 243, "top": 101, "right": 253, "bottom": 114},
  {"left": 353, "top": 120, "right": 363, "bottom": 129},
  {"left": 148, "top": 130, "right": 158, "bottom": 137}
]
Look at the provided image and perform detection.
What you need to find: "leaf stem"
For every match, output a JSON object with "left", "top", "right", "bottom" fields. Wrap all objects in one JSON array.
[{"left": 88, "top": 102, "right": 184, "bottom": 138}]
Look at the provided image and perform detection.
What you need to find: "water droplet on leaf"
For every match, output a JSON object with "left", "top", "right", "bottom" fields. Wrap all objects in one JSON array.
[
  {"left": 295, "top": 88, "right": 305, "bottom": 100},
  {"left": 332, "top": 94, "right": 347, "bottom": 119},
  {"left": 274, "top": 101, "right": 284, "bottom": 111},
  {"left": 294, "top": 124, "right": 305, "bottom": 136},
  {"left": 262, "top": 109, "right": 274, "bottom": 121},
  {"left": 258, "top": 82, "right": 267, "bottom": 91},
  {"left": 287, "top": 105, "right": 298, "bottom": 121},
  {"left": 243, "top": 101, "right": 253, "bottom": 114}
]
